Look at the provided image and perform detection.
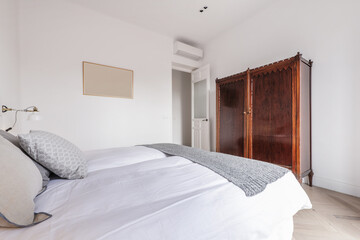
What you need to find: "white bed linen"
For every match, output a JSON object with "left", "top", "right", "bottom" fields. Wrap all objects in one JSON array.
[{"left": 0, "top": 146, "right": 311, "bottom": 240}]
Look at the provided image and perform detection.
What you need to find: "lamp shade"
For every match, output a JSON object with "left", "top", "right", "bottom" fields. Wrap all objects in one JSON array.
[{"left": 27, "top": 112, "right": 42, "bottom": 121}]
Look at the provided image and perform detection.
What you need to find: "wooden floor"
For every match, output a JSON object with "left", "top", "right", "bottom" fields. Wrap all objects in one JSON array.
[{"left": 293, "top": 185, "right": 360, "bottom": 240}]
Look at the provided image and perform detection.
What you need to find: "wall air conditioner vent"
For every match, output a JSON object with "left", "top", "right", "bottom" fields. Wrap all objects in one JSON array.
[{"left": 173, "top": 41, "right": 203, "bottom": 60}]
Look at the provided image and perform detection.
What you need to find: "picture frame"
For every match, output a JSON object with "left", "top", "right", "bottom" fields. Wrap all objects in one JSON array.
[{"left": 83, "top": 61, "right": 134, "bottom": 99}]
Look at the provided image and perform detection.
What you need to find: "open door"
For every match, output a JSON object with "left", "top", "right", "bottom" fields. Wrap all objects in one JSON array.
[{"left": 191, "top": 65, "right": 210, "bottom": 151}]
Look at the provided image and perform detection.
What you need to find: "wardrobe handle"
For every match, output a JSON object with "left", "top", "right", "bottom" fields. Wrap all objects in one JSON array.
[{"left": 243, "top": 110, "right": 252, "bottom": 115}]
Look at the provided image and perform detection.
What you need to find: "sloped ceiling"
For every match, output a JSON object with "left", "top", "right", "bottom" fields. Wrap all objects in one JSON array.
[{"left": 65, "top": 0, "right": 279, "bottom": 46}]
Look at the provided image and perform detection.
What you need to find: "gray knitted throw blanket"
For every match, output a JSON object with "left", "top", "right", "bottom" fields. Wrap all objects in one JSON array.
[{"left": 143, "top": 143, "right": 289, "bottom": 197}]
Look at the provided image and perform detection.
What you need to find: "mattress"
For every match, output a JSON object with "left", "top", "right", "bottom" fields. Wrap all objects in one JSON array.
[{"left": 0, "top": 146, "right": 312, "bottom": 240}]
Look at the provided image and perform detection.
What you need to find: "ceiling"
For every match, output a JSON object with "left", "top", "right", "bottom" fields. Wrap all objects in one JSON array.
[{"left": 66, "top": 0, "right": 278, "bottom": 46}]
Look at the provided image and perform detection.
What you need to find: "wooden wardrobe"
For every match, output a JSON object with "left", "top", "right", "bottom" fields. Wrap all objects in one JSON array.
[{"left": 216, "top": 53, "right": 313, "bottom": 185}]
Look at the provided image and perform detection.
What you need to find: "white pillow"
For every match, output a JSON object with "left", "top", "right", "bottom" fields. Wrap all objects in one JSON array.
[
  {"left": 0, "top": 130, "right": 51, "bottom": 189},
  {"left": 19, "top": 131, "right": 87, "bottom": 180},
  {"left": 0, "top": 136, "right": 51, "bottom": 227}
]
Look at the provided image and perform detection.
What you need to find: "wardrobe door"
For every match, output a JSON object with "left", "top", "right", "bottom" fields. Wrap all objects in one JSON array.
[
  {"left": 250, "top": 68, "right": 293, "bottom": 167},
  {"left": 218, "top": 77, "right": 246, "bottom": 157}
]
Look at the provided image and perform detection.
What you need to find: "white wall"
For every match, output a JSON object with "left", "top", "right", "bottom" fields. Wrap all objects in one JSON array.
[
  {"left": 204, "top": 0, "right": 360, "bottom": 196},
  {"left": 18, "top": 0, "right": 173, "bottom": 150},
  {"left": 172, "top": 70, "right": 191, "bottom": 146},
  {"left": 0, "top": 0, "right": 20, "bottom": 131}
]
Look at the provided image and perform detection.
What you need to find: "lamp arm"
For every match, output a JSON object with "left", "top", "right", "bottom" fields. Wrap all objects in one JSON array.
[
  {"left": 23, "top": 106, "right": 39, "bottom": 112},
  {"left": 1, "top": 105, "right": 40, "bottom": 132},
  {"left": 2, "top": 105, "right": 39, "bottom": 113},
  {"left": 2, "top": 105, "right": 13, "bottom": 113}
]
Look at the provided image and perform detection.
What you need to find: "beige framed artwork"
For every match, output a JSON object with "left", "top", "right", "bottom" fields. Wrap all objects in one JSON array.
[{"left": 83, "top": 61, "right": 134, "bottom": 99}]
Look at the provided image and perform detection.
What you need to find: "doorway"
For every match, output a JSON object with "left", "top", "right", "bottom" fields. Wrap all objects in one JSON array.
[{"left": 172, "top": 70, "right": 191, "bottom": 146}]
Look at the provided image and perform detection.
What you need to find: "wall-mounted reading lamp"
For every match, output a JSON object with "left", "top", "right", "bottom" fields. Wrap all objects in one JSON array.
[{"left": 2, "top": 105, "right": 41, "bottom": 132}]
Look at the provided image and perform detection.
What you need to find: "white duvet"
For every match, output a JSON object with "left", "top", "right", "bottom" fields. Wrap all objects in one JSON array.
[{"left": 0, "top": 146, "right": 311, "bottom": 240}]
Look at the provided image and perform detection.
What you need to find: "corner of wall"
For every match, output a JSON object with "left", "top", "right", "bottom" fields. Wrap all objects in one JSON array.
[{"left": 0, "top": 0, "right": 21, "bottom": 132}]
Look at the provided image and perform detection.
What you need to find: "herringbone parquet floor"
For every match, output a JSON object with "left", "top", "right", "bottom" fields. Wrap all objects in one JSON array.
[{"left": 293, "top": 185, "right": 360, "bottom": 240}]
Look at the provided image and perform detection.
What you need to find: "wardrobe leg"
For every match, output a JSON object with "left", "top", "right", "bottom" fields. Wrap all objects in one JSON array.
[{"left": 308, "top": 170, "right": 314, "bottom": 187}]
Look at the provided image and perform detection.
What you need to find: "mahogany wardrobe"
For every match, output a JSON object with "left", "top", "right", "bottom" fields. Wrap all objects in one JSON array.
[{"left": 216, "top": 53, "right": 313, "bottom": 185}]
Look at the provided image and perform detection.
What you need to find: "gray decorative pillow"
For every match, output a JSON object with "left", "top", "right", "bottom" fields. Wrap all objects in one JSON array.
[
  {"left": 0, "top": 130, "right": 50, "bottom": 188},
  {"left": 18, "top": 131, "right": 87, "bottom": 180}
]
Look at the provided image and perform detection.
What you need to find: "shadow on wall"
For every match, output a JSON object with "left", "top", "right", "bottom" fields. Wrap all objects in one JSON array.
[{"left": 172, "top": 70, "right": 191, "bottom": 146}]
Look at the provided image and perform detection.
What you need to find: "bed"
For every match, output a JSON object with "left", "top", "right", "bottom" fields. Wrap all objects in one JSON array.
[{"left": 0, "top": 145, "right": 311, "bottom": 240}]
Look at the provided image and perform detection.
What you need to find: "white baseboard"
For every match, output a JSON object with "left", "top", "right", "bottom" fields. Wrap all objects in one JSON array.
[{"left": 313, "top": 176, "right": 360, "bottom": 198}]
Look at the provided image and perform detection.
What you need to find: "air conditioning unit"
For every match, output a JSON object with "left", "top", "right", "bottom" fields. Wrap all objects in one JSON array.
[{"left": 173, "top": 41, "right": 203, "bottom": 60}]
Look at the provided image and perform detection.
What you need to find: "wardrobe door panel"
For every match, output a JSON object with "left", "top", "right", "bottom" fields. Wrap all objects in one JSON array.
[
  {"left": 219, "top": 79, "right": 246, "bottom": 156},
  {"left": 251, "top": 69, "right": 293, "bottom": 166}
]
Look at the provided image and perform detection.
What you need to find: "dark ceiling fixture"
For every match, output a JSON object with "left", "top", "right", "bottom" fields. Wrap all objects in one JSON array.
[{"left": 199, "top": 6, "right": 208, "bottom": 13}]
